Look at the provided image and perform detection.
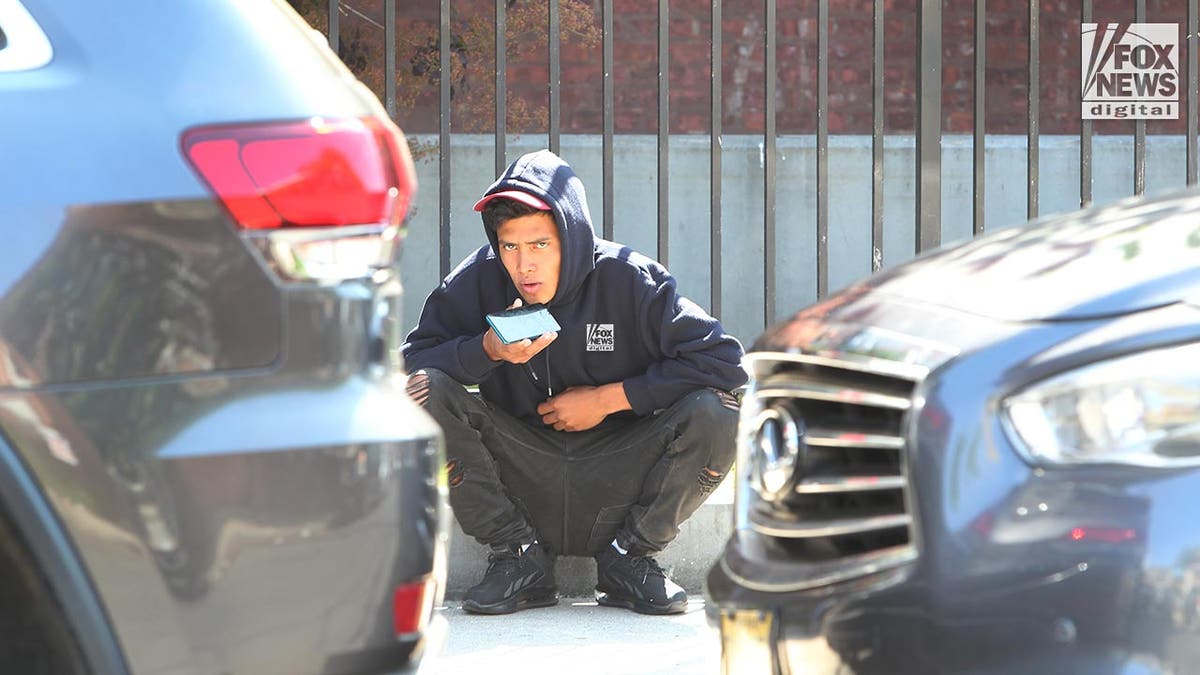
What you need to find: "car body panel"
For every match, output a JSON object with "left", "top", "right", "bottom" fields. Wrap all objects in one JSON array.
[
  {"left": 0, "top": 201, "right": 281, "bottom": 385},
  {"left": 852, "top": 191, "right": 1200, "bottom": 322},
  {"left": 709, "top": 187, "right": 1200, "bottom": 674}
]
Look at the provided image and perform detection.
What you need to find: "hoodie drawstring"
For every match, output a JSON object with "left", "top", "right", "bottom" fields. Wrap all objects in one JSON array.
[{"left": 525, "top": 349, "right": 552, "bottom": 399}]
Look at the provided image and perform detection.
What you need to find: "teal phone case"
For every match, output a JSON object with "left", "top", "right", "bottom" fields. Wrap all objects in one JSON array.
[{"left": 486, "top": 304, "right": 561, "bottom": 344}]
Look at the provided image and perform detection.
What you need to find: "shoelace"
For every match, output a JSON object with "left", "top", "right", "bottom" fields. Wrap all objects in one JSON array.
[
  {"left": 626, "top": 555, "right": 666, "bottom": 583},
  {"left": 485, "top": 550, "right": 523, "bottom": 576}
]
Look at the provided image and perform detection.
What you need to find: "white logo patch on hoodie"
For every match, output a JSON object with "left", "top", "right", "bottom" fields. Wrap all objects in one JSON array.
[{"left": 586, "top": 323, "right": 615, "bottom": 352}]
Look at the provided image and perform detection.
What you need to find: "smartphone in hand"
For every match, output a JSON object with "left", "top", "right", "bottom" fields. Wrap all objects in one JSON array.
[{"left": 486, "top": 304, "right": 561, "bottom": 344}]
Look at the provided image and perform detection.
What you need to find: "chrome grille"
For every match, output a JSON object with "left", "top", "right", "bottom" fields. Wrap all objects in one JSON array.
[{"left": 737, "top": 351, "right": 923, "bottom": 590}]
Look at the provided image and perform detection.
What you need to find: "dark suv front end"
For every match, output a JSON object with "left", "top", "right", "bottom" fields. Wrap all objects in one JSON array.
[{"left": 708, "top": 189, "right": 1200, "bottom": 674}]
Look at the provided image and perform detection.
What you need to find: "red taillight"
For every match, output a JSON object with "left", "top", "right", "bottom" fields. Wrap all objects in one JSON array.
[
  {"left": 1068, "top": 526, "right": 1140, "bottom": 544},
  {"left": 182, "top": 116, "right": 415, "bottom": 231},
  {"left": 182, "top": 116, "right": 417, "bottom": 282},
  {"left": 393, "top": 577, "right": 436, "bottom": 636}
]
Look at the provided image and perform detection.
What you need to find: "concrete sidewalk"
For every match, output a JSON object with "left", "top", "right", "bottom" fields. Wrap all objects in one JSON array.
[
  {"left": 424, "top": 598, "right": 721, "bottom": 675},
  {"left": 445, "top": 476, "right": 735, "bottom": 598},
  {"left": 431, "top": 478, "right": 734, "bottom": 674}
]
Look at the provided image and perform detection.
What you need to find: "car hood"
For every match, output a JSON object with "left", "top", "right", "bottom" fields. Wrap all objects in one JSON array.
[{"left": 863, "top": 189, "right": 1200, "bottom": 322}]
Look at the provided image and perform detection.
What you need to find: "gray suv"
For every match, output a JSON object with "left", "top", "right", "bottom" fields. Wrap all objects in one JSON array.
[
  {"left": 708, "top": 187, "right": 1200, "bottom": 674},
  {"left": 0, "top": 1, "right": 446, "bottom": 673}
]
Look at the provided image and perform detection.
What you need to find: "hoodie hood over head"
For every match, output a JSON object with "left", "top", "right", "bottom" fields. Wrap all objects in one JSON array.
[
  {"left": 402, "top": 149, "right": 746, "bottom": 427},
  {"left": 477, "top": 149, "right": 596, "bottom": 306}
]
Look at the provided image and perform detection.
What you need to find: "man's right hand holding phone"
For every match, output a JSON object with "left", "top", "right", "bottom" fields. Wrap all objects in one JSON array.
[{"left": 482, "top": 299, "right": 557, "bottom": 363}]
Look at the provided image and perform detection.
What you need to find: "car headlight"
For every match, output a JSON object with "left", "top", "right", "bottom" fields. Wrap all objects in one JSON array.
[{"left": 1002, "top": 342, "right": 1200, "bottom": 466}]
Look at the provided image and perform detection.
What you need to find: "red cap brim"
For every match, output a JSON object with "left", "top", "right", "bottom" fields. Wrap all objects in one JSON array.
[{"left": 472, "top": 190, "right": 552, "bottom": 212}]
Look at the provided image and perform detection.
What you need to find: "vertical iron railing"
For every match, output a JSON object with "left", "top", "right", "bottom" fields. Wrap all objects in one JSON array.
[
  {"left": 765, "top": 0, "right": 777, "bottom": 321},
  {"left": 602, "top": 0, "right": 614, "bottom": 241},
  {"left": 872, "top": 0, "right": 885, "bottom": 267},
  {"left": 1135, "top": 0, "right": 1146, "bottom": 196},
  {"left": 438, "top": 0, "right": 450, "bottom": 278},
  {"left": 973, "top": 0, "right": 985, "bottom": 234},
  {"left": 329, "top": 0, "right": 1200, "bottom": 326},
  {"left": 915, "top": 0, "right": 941, "bottom": 252},
  {"left": 1191, "top": 0, "right": 1199, "bottom": 186},
  {"left": 662, "top": 0, "right": 672, "bottom": 267},
  {"left": 710, "top": 0, "right": 722, "bottom": 318},
  {"left": 327, "top": 1, "right": 339, "bottom": 53},
  {"left": 816, "top": 0, "right": 829, "bottom": 298},
  {"left": 1028, "top": 0, "right": 1039, "bottom": 219},
  {"left": 1081, "top": 1, "right": 1093, "bottom": 206},
  {"left": 385, "top": 1, "right": 395, "bottom": 119},
  {"left": 495, "top": 0, "right": 507, "bottom": 177},
  {"left": 548, "top": 0, "right": 560, "bottom": 155}
]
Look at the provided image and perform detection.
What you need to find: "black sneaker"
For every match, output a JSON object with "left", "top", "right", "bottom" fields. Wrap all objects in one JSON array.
[
  {"left": 462, "top": 542, "right": 558, "bottom": 615},
  {"left": 594, "top": 545, "right": 687, "bottom": 615}
]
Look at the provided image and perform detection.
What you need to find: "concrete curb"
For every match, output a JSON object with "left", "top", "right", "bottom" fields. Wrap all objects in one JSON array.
[{"left": 445, "top": 483, "right": 734, "bottom": 599}]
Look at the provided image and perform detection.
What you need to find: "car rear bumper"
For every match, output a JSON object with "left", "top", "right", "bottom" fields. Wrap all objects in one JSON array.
[{"left": 0, "top": 366, "right": 448, "bottom": 674}]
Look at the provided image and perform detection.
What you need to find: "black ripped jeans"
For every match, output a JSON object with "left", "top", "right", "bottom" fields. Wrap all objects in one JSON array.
[{"left": 408, "top": 368, "right": 738, "bottom": 557}]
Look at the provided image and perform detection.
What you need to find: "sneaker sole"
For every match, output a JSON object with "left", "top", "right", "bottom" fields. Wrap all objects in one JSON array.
[
  {"left": 461, "top": 589, "right": 559, "bottom": 615},
  {"left": 595, "top": 588, "right": 687, "bottom": 615}
]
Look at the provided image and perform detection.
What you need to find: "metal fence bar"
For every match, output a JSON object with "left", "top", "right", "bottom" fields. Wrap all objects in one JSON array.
[
  {"left": 765, "top": 0, "right": 777, "bottom": 322},
  {"left": 439, "top": 0, "right": 451, "bottom": 278},
  {"left": 871, "top": 0, "right": 883, "bottom": 271},
  {"left": 973, "top": 0, "right": 985, "bottom": 235},
  {"left": 1134, "top": 0, "right": 1146, "bottom": 196},
  {"left": 1081, "top": 1, "right": 1092, "bottom": 206},
  {"left": 817, "top": 0, "right": 829, "bottom": 297},
  {"left": 327, "top": 0, "right": 338, "bottom": 53},
  {"left": 916, "top": 0, "right": 941, "bottom": 252},
  {"left": 657, "top": 0, "right": 669, "bottom": 268},
  {"left": 1027, "top": 0, "right": 1038, "bottom": 219},
  {"left": 1191, "top": 0, "right": 1199, "bottom": 185},
  {"left": 385, "top": 0, "right": 395, "bottom": 119},
  {"left": 549, "top": 0, "right": 561, "bottom": 156},
  {"left": 495, "top": 0, "right": 506, "bottom": 176},
  {"left": 602, "top": 0, "right": 614, "bottom": 240},
  {"left": 710, "top": 0, "right": 722, "bottom": 318}
]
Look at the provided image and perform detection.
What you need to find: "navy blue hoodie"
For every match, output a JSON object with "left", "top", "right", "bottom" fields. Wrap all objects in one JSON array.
[{"left": 402, "top": 150, "right": 746, "bottom": 426}]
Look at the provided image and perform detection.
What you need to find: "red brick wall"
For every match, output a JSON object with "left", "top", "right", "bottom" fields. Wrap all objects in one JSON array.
[{"left": 322, "top": 0, "right": 1195, "bottom": 136}]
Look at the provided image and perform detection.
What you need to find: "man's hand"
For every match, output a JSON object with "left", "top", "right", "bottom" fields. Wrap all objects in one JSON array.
[
  {"left": 538, "top": 383, "right": 631, "bottom": 432},
  {"left": 482, "top": 299, "right": 557, "bottom": 363}
]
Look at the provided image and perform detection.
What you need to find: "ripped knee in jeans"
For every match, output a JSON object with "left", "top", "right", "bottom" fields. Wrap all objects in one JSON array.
[
  {"left": 697, "top": 466, "right": 724, "bottom": 494},
  {"left": 445, "top": 459, "right": 466, "bottom": 488},
  {"left": 708, "top": 387, "right": 740, "bottom": 412},
  {"left": 406, "top": 371, "right": 431, "bottom": 407}
]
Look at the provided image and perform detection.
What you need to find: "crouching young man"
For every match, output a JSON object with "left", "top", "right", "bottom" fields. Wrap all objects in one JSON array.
[{"left": 402, "top": 149, "right": 745, "bottom": 615}]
